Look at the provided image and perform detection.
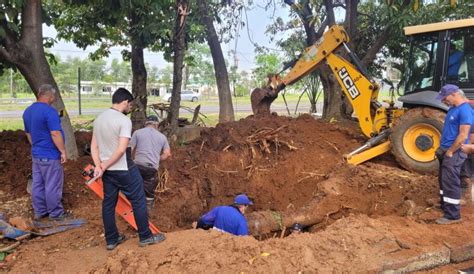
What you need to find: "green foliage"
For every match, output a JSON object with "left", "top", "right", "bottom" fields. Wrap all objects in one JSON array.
[
  {"left": 185, "top": 43, "right": 216, "bottom": 86},
  {"left": 252, "top": 52, "right": 282, "bottom": 86},
  {"left": 51, "top": 0, "right": 176, "bottom": 61}
]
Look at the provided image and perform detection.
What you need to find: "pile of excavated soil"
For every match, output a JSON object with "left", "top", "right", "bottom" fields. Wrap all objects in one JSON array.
[{"left": 0, "top": 114, "right": 447, "bottom": 271}]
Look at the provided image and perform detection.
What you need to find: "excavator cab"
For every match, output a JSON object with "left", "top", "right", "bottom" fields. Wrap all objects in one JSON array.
[
  {"left": 389, "top": 19, "right": 474, "bottom": 174},
  {"left": 401, "top": 19, "right": 474, "bottom": 103}
]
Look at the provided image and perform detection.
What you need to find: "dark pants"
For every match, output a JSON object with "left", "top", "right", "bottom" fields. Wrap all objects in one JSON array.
[
  {"left": 436, "top": 148, "right": 467, "bottom": 220},
  {"left": 31, "top": 158, "right": 64, "bottom": 218},
  {"left": 102, "top": 166, "right": 152, "bottom": 244},
  {"left": 137, "top": 164, "right": 158, "bottom": 199}
]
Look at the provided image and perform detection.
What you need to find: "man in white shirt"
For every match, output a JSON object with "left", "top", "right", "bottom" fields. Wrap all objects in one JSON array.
[{"left": 91, "top": 88, "right": 165, "bottom": 250}]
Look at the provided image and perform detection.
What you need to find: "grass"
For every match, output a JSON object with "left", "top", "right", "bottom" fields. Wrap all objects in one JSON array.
[
  {"left": 0, "top": 93, "right": 311, "bottom": 112},
  {"left": 0, "top": 112, "right": 252, "bottom": 132},
  {"left": 0, "top": 115, "right": 97, "bottom": 131}
]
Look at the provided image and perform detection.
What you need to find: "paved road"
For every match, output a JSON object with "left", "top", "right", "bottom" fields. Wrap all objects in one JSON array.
[{"left": 0, "top": 103, "right": 322, "bottom": 118}]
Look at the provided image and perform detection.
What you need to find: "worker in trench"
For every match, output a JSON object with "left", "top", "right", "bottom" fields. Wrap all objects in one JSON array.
[
  {"left": 129, "top": 115, "right": 171, "bottom": 212},
  {"left": 435, "top": 84, "right": 472, "bottom": 225},
  {"left": 194, "top": 194, "right": 253, "bottom": 236}
]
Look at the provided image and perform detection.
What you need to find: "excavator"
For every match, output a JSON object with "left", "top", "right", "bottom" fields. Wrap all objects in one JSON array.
[{"left": 250, "top": 18, "right": 474, "bottom": 174}]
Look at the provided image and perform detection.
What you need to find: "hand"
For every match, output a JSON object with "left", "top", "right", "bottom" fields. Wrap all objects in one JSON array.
[
  {"left": 445, "top": 150, "right": 454, "bottom": 158},
  {"left": 93, "top": 166, "right": 103, "bottom": 177},
  {"left": 60, "top": 152, "right": 67, "bottom": 164},
  {"left": 100, "top": 161, "right": 108, "bottom": 171}
]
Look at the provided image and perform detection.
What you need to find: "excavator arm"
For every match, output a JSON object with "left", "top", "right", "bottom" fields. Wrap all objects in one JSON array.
[{"left": 251, "top": 25, "right": 386, "bottom": 138}]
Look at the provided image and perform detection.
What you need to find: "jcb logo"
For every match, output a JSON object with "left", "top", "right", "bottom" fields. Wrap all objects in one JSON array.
[{"left": 338, "top": 67, "right": 360, "bottom": 100}]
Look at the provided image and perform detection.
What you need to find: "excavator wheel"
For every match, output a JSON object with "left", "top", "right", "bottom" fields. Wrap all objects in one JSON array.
[{"left": 390, "top": 107, "right": 445, "bottom": 175}]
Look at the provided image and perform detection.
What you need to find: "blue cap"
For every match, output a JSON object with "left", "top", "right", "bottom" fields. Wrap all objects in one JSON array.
[
  {"left": 234, "top": 194, "right": 253, "bottom": 205},
  {"left": 436, "top": 84, "right": 459, "bottom": 100}
]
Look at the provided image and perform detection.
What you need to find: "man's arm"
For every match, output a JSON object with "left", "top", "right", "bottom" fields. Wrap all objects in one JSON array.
[
  {"left": 160, "top": 148, "right": 171, "bottom": 161},
  {"left": 446, "top": 124, "right": 470, "bottom": 157},
  {"left": 100, "top": 137, "right": 129, "bottom": 170},
  {"left": 51, "top": 131, "right": 67, "bottom": 163},
  {"left": 91, "top": 134, "right": 103, "bottom": 177}
]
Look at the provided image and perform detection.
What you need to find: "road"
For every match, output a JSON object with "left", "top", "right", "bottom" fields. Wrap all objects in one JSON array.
[{"left": 0, "top": 103, "right": 322, "bottom": 118}]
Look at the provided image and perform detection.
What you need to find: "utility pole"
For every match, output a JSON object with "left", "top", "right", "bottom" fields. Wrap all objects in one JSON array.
[{"left": 78, "top": 67, "right": 82, "bottom": 115}]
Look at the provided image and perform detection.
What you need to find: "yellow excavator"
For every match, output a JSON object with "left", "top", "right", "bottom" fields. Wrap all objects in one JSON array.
[{"left": 250, "top": 18, "right": 474, "bottom": 174}]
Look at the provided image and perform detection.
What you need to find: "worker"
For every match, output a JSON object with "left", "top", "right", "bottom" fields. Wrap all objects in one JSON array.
[
  {"left": 22, "top": 84, "right": 71, "bottom": 221},
  {"left": 130, "top": 115, "right": 171, "bottom": 211},
  {"left": 435, "top": 84, "right": 471, "bottom": 225},
  {"left": 196, "top": 194, "right": 253, "bottom": 236},
  {"left": 90, "top": 88, "right": 165, "bottom": 250},
  {"left": 447, "top": 43, "right": 464, "bottom": 80}
]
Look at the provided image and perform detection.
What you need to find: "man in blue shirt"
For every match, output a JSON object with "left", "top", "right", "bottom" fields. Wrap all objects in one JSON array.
[
  {"left": 196, "top": 194, "right": 253, "bottom": 236},
  {"left": 23, "top": 84, "right": 69, "bottom": 221},
  {"left": 448, "top": 43, "right": 464, "bottom": 80},
  {"left": 435, "top": 84, "right": 471, "bottom": 225}
]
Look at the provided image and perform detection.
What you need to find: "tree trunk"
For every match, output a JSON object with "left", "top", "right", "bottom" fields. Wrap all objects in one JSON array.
[
  {"left": 168, "top": 0, "right": 189, "bottom": 136},
  {"left": 297, "top": 1, "right": 351, "bottom": 121},
  {"left": 320, "top": 66, "right": 346, "bottom": 120},
  {"left": 0, "top": 0, "right": 78, "bottom": 159},
  {"left": 130, "top": 45, "right": 148, "bottom": 130},
  {"left": 247, "top": 194, "right": 341, "bottom": 236},
  {"left": 197, "top": 0, "right": 235, "bottom": 123}
]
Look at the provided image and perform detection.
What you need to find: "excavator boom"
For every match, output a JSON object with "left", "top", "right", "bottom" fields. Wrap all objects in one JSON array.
[{"left": 251, "top": 24, "right": 384, "bottom": 138}]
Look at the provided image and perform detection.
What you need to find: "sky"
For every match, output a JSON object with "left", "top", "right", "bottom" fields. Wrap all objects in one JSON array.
[{"left": 44, "top": 4, "right": 290, "bottom": 72}]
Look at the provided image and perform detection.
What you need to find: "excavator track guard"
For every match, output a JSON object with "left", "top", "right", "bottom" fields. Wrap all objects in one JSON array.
[{"left": 390, "top": 107, "right": 445, "bottom": 175}]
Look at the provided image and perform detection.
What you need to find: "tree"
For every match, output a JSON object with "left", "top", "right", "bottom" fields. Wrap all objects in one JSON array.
[
  {"left": 53, "top": 0, "right": 174, "bottom": 129},
  {"left": 196, "top": 0, "right": 235, "bottom": 122},
  {"left": 168, "top": 0, "right": 190, "bottom": 134},
  {"left": 0, "top": 0, "right": 78, "bottom": 159}
]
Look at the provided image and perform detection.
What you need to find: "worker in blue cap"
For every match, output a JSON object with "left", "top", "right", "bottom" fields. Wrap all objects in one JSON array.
[
  {"left": 195, "top": 194, "right": 253, "bottom": 236},
  {"left": 435, "top": 84, "right": 472, "bottom": 225}
]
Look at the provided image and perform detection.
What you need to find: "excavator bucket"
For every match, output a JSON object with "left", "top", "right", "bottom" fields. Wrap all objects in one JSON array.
[{"left": 250, "top": 87, "right": 278, "bottom": 116}]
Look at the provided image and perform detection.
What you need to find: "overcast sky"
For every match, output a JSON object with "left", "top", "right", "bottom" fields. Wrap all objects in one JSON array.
[{"left": 44, "top": 5, "right": 289, "bottom": 72}]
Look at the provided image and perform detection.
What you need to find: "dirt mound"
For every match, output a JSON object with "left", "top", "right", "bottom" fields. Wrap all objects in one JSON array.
[{"left": 152, "top": 114, "right": 436, "bottom": 232}]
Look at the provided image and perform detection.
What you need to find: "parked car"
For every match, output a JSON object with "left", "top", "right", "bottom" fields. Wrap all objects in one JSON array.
[{"left": 162, "top": 90, "right": 201, "bottom": 102}]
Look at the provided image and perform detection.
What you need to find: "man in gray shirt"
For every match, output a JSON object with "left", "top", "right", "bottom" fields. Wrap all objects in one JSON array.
[{"left": 131, "top": 115, "right": 171, "bottom": 211}]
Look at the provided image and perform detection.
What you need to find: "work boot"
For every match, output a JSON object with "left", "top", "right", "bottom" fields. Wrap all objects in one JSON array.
[
  {"left": 49, "top": 210, "right": 73, "bottom": 221},
  {"left": 435, "top": 217, "right": 461, "bottom": 225},
  {"left": 106, "top": 234, "right": 127, "bottom": 251},
  {"left": 33, "top": 214, "right": 48, "bottom": 221},
  {"left": 139, "top": 233, "right": 166, "bottom": 247}
]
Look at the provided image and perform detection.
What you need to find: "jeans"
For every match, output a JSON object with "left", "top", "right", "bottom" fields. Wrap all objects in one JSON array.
[
  {"left": 31, "top": 158, "right": 64, "bottom": 218},
  {"left": 102, "top": 167, "right": 152, "bottom": 244},
  {"left": 137, "top": 163, "right": 158, "bottom": 199}
]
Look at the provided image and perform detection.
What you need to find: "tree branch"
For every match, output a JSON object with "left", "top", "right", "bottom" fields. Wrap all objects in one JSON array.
[
  {"left": 361, "top": 27, "right": 391, "bottom": 67},
  {"left": 323, "top": 0, "right": 335, "bottom": 26},
  {"left": 0, "top": 46, "right": 13, "bottom": 64}
]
